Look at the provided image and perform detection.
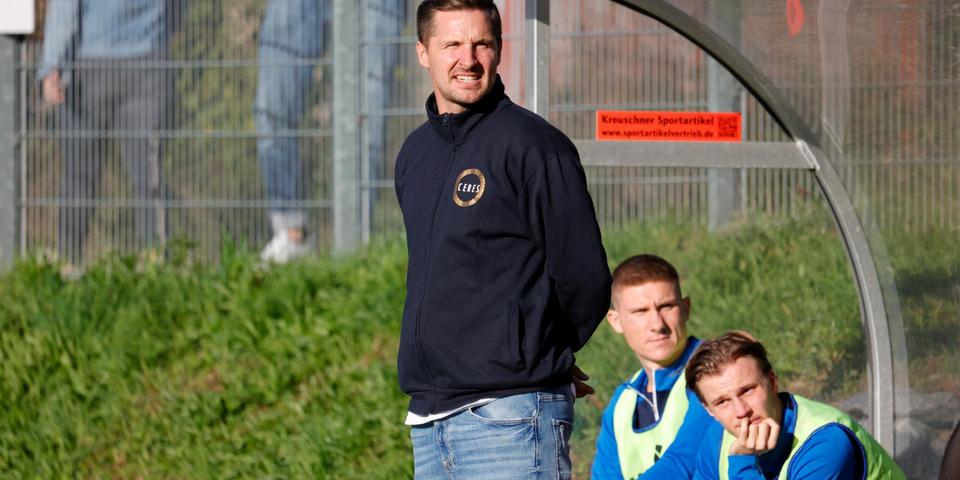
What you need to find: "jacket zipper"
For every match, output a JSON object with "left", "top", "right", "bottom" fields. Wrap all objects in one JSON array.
[
  {"left": 412, "top": 113, "right": 456, "bottom": 410},
  {"left": 628, "top": 371, "right": 661, "bottom": 426}
]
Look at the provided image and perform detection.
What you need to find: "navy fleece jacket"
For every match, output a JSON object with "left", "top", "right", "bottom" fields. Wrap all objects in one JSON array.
[{"left": 394, "top": 78, "right": 611, "bottom": 416}]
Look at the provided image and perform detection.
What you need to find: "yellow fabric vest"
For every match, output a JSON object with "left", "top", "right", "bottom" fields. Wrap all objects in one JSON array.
[
  {"left": 718, "top": 394, "right": 905, "bottom": 480},
  {"left": 612, "top": 371, "right": 690, "bottom": 479}
]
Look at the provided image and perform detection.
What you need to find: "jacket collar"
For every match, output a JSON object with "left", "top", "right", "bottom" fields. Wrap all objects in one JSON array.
[
  {"left": 630, "top": 336, "right": 702, "bottom": 392},
  {"left": 426, "top": 75, "right": 507, "bottom": 145}
]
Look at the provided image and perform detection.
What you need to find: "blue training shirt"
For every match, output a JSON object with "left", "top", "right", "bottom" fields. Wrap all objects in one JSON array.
[
  {"left": 692, "top": 393, "right": 861, "bottom": 480},
  {"left": 592, "top": 338, "right": 714, "bottom": 479}
]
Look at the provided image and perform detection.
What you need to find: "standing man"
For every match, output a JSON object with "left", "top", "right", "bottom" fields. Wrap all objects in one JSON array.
[
  {"left": 686, "top": 332, "right": 905, "bottom": 480},
  {"left": 394, "top": 1, "right": 611, "bottom": 478},
  {"left": 592, "top": 254, "right": 713, "bottom": 479},
  {"left": 40, "top": 0, "right": 171, "bottom": 269},
  {"left": 256, "top": 0, "right": 407, "bottom": 263},
  {"left": 254, "top": 0, "right": 328, "bottom": 262}
]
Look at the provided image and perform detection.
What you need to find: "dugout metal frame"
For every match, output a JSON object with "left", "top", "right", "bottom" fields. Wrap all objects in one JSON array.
[{"left": 520, "top": 0, "right": 907, "bottom": 451}]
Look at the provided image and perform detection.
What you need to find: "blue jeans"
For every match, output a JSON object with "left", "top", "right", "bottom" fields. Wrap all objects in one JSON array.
[
  {"left": 254, "top": 0, "right": 328, "bottom": 231},
  {"left": 410, "top": 387, "right": 574, "bottom": 479},
  {"left": 58, "top": 52, "right": 169, "bottom": 264}
]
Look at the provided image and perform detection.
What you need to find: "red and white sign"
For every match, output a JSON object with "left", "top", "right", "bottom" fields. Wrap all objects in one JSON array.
[{"left": 596, "top": 110, "right": 742, "bottom": 142}]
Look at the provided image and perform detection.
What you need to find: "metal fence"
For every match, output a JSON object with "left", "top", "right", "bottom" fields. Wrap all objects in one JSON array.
[
  {"left": 5, "top": 0, "right": 958, "bottom": 266},
  {"left": 16, "top": 0, "right": 336, "bottom": 265}
]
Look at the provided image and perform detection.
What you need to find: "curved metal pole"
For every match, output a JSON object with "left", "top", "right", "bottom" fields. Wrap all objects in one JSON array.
[
  {"left": 797, "top": 141, "right": 908, "bottom": 450},
  {"left": 609, "top": 0, "right": 906, "bottom": 451}
]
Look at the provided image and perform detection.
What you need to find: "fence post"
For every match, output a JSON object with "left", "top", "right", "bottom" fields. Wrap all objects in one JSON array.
[
  {"left": 333, "top": 0, "right": 361, "bottom": 252},
  {"left": 525, "top": 0, "right": 550, "bottom": 116},
  {"left": 360, "top": 1, "right": 406, "bottom": 244},
  {"left": 706, "top": 0, "right": 742, "bottom": 231},
  {"left": 0, "top": 36, "right": 18, "bottom": 272}
]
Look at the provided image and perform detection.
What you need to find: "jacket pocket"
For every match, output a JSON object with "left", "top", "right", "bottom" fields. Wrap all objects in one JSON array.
[
  {"left": 497, "top": 302, "right": 526, "bottom": 372},
  {"left": 423, "top": 299, "right": 528, "bottom": 390}
]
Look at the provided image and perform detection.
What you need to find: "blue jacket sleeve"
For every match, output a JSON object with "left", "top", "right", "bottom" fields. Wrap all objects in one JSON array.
[
  {"left": 692, "top": 423, "right": 724, "bottom": 480},
  {"left": 521, "top": 137, "right": 610, "bottom": 352},
  {"left": 640, "top": 389, "right": 714, "bottom": 480},
  {"left": 726, "top": 455, "right": 767, "bottom": 480},
  {"left": 39, "top": 0, "right": 81, "bottom": 81},
  {"left": 721, "top": 424, "right": 859, "bottom": 480},
  {"left": 591, "top": 386, "right": 626, "bottom": 480},
  {"left": 782, "top": 425, "right": 859, "bottom": 480}
]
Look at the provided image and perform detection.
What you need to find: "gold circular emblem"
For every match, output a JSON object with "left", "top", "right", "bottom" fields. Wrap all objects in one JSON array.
[{"left": 453, "top": 168, "right": 486, "bottom": 207}]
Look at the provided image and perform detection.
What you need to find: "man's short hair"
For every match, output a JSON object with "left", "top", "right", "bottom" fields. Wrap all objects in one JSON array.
[
  {"left": 685, "top": 331, "right": 774, "bottom": 402},
  {"left": 416, "top": 0, "right": 502, "bottom": 47},
  {"left": 611, "top": 254, "right": 682, "bottom": 302}
]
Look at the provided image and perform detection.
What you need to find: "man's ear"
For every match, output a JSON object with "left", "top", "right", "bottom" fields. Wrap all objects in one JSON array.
[
  {"left": 416, "top": 41, "right": 429, "bottom": 68},
  {"left": 606, "top": 309, "right": 624, "bottom": 334}
]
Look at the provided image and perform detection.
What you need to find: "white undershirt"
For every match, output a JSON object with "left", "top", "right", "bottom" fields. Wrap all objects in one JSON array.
[
  {"left": 404, "top": 384, "right": 578, "bottom": 426},
  {"left": 404, "top": 397, "right": 497, "bottom": 426}
]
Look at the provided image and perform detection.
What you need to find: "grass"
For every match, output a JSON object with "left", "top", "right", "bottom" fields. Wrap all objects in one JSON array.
[
  {"left": 572, "top": 212, "right": 864, "bottom": 477},
  {"left": 1, "top": 213, "right": 957, "bottom": 478},
  {"left": 0, "top": 241, "right": 411, "bottom": 478},
  {"left": 882, "top": 227, "right": 960, "bottom": 394}
]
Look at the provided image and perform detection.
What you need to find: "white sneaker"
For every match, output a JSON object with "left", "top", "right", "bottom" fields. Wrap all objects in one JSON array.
[{"left": 260, "top": 229, "right": 310, "bottom": 263}]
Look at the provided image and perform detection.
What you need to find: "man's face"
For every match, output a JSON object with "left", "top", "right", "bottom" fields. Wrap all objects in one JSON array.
[
  {"left": 416, "top": 9, "right": 501, "bottom": 114},
  {"left": 697, "top": 356, "right": 783, "bottom": 437},
  {"left": 607, "top": 281, "right": 690, "bottom": 372}
]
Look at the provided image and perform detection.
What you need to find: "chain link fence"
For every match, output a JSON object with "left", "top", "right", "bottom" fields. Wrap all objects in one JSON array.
[{"left": 7, "top": 0, "right": 958, "bottom": 265}]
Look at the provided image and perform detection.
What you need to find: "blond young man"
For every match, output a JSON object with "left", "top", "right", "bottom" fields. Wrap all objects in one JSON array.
[{"left": 686, "top": 332, "right": 905, "bottom": 480}]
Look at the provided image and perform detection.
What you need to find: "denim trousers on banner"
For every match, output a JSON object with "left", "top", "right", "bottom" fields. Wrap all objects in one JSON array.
[{"left": 411, "top": 386, "right": 574, "bottom": 479}]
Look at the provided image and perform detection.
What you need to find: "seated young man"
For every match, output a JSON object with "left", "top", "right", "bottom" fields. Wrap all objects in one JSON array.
[
  {"left": 686, "top": 331, "right": 905, "bottom": 480},
  {"left": 592, "top": 254, "right": 714, "bottom": 479}
]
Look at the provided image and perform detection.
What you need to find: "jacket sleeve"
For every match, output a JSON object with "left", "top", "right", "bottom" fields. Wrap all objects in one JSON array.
[
  {"left": 39, "top": 0, "right": 81, "bottom": 81},
  {"left": 780, "top": 424, "right": 859, "bottom": 480},
  {"left": 726, "top": 455, "right": 768, "bottom": 480},
  {"left": 521, "top": 139, "right": 611, "bottom": 352},
  {"left": 640, "top": 389, "right": 714, "bottom": 480},
  {"left": 591, "top": 386, "right": 626, "bottom": 480},
  {"left": 393, "top": 150, "right": 404, "bottom": 207},
  {"left": 692, "top": 423, "right": 724, "bottom": 480}
]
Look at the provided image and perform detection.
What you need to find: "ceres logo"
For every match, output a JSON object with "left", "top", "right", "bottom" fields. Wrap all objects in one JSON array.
[{"left": 453, "top": 168, "right": 486, "bottom": 207}]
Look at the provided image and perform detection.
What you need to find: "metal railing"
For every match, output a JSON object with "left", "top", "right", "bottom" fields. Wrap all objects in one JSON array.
[{"left": 2, "top": 0, "right": 957, "bottom": 268}]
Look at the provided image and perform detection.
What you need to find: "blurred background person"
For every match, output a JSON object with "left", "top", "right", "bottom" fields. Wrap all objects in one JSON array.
[
  {"left": 39, "top": 0, "right": 172, "bottom": 270},
  {"left": 253, "top": 0, "right": 327, "bottom": 263},
  {"left": 255, "top": 0, "right": 406, "bottom": 263}
]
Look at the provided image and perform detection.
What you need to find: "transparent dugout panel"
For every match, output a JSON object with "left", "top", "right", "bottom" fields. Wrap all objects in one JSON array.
[
  {"left": 575, "top": 1, "right": 960, "bottom": 477},
  {"left": 574, "top": 166, "right": 866, "bottom": 478}
]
